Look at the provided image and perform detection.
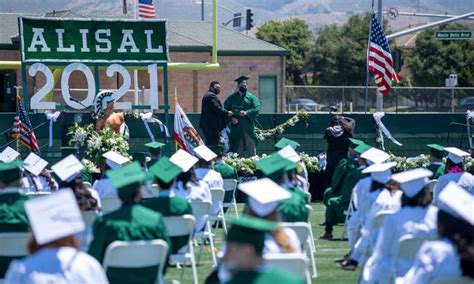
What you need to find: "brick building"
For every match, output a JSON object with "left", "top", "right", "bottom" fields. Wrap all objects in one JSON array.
[{"left": 0, "top": 12, "right": 289, "bottom": 114}]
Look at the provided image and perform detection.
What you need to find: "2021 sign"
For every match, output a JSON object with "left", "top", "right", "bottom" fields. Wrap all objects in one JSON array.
[{"left": 19, "top": 17, "right": 168, "bottom": 110}]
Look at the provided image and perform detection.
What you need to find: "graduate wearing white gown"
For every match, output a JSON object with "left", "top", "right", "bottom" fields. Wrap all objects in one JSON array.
[
  {"left": 5, "top": 189, "right": 108, "bottom": 284},
  {"left": 399, "top": 182, "right": 474, "bottom": 283},
  {"left": 432, "top": 147, "right": 474, "bottom": 205},
  {"left": 93, "top": 177, "right": 117, "bottom": 198},
  {"left": 362, "top": 169, "right": 438, "bottom": 283}
]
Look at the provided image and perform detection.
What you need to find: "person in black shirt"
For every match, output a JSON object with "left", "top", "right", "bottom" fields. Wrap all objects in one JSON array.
[{"left": 199, "top": 81, "right": 233, "bottom": 146}]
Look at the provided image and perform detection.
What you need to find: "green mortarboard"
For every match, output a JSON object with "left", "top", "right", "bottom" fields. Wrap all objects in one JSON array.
[
  {"left": 234, "top": 76, "right": 249, "bottom": 85},
  {"left": 354, "top": 143, "right": 371, "bottom": 154},
  {"left": 60, "top": 147, "right": 78, "bottom": 158},
  {"left": 427, "top": 144, "right": 445, "bottom": 159},
  {"left": 348, "top": 138, "right": 364, "bottom": 149},
  {"left": 227, "top": 215, "right": 279, "bottom": 253},
  {"left": 209, "top": 145, "right": 224, "bottom": 156},
  {"left": 106, "top": 161, "right": 146, "bottom": 200},
  {"left": 275, "top": 138, "right": 300, "bottom": 150},
  {"left": 256, "top": 153, "right": 296, "bottom": 177},
  {"left": 145, "top": 141, "right": 165, "bottom": 155},
  {"left": 132, "top": 152, "right": 149, "bottom": 163},
  {"left": 0, "top": 160, "right": 23, "bottom": 184},
  {"left": 148, "top": 156, "right": 182, "bottom": 184}
]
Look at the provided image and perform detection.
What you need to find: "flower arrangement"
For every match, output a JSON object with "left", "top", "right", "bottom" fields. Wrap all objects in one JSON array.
[
  {"left": 388, "top": 154, "right": 430, "bottom": 173},
  {"left": 81, "top": 158, "right": 100, "bottom": 173},
  {"left": 255, "top": 110, "right": 309, "bottom": 141},
  {"left": 223, "top": 152, "right": 320, "bottom": 177},
  {"left": 67, "top": 123, "right": 130, "bottom": 165}
]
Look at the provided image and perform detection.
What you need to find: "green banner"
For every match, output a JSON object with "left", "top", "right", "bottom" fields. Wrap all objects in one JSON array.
[{"left": 19, "top": 17, "right": 168, "bottom": 63}]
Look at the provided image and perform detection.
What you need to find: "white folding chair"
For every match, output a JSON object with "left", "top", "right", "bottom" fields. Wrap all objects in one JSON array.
[
  {"left": 208, "top": 187, "right": 228, "bottom": 234},
  {"left": 432, "top": 277, "right": 474, "bottom": 284},
  {"left": 389, "top": 234, "right": 433, "bottom": 281},
  {"left": 102, "top": 239, "right": 169, "bottom": 284},
  {"left": 281, "top": 222, "right": 317, "bottom": 278},
  {"left": 222, "top": 179, "right": 239, "bottom": 217},
  {"left": 101, "top": 196, "right": 122, "bottom": 214},
  {"left": 264, "top": 253, "right": 311, "bottom": 284},
  {"left": 304, "top": 191, "right": 312, "bottom": 204},
  {"left": 0, "top": 232, "right": 29, "bottom": 282},
  {"left": 163, "top": 215, "right": 198, "bottom": 284},
  {"left": 340, "top": 191, "right": 355, "bottom": 240},
  {"left": 190, "top": 201, "right": 217, "bottom": 267},
  {"left": 368, "top": 212, "right": 392, "bottom": 254},
  {"left": 143, "top": 184, "right": 160, "bottom": 199}
]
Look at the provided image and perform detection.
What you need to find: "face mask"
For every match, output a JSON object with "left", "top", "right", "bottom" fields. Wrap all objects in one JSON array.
[
  {"left": 239, "top": 86, "right": 247, "bottom": 93},
  {"left": 214, "top": 88, "right": 221, "bottom": 94}
]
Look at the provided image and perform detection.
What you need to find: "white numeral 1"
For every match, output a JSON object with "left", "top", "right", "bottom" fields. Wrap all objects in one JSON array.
[{"left": 148, "top": 63, "right": 159, "bottom": 109}]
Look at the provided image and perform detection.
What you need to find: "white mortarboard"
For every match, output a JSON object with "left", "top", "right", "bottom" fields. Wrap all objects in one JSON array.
[
  {"left": 391, "top": 168, "right": 433, "bottom": 198},
  {"left": 24, "top": 188, "right": 85, "bottom": 245},
  {"left": 23, "top": 152, "right": 48, "bottom": 176},
  {"left": 360, "top": 148, "right": 390, "bottom": 165},
  {"left": 238, "top": 178, "right": 292, "bottom": 217},
  {"left": 278, "top": 145, "right": 301, "bottom": 163},
  {"left": 170, "top": 149, "right": 199, "bottom": 172},
  {"left": 103, "top": 151, "right": 130, "bottom": 169},
  {"left": 51, "top": 154, "right": 84, "bottom": 182},
  {"left": 0, "top": 146, "right": 20, "bottom": 163},
  {"left": 362, "top": 162, "right": 397, "bottom": 183},
  {"left": 194, "top": 145, "right": 217, "bottom": 162},
  {"left": 444, "top": 147, "right": 470, "bottom": 164},
  {"left": 438, "top": 181, "right": 474, "bottom": 225}
]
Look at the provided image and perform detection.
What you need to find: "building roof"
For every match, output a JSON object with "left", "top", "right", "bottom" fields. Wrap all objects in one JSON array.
[{"left": 0, "top": 12, "right": 288, "bottom": 56}]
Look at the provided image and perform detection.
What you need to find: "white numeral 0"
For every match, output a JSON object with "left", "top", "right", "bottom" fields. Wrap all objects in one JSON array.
[
  {"left": 61, "top": 63, "right": 95, "bottom": 110},
  {"left": 106, "top": 64, "right": 132, "bottom": 110},
  {"left": 28, "top": 63, "right": 56, "bottom": 110}
]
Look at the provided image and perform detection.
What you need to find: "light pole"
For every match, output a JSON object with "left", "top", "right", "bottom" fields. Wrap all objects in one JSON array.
[{"left": 201, "top": 0, "right": 204, "bottom": 21}]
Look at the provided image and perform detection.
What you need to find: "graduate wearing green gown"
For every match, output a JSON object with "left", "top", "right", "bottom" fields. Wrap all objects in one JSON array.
[
  {"left": 0, "top": 161, "right": 29, "bottom": 278},
  {"left": 145, "top": 141, "right": 165, "bottom": 168},
  {"left": 88, "top": 162, "right": 171, "bottom": 284},
  {"left": 210, "top": 145, "right": 239, "bottom": 207},
  {"left": 223, "top": 76, "right": 260, "bottom": 157},
  {"left": 256, "top": 153, "right": 308, "bottom": 222},
  {"left": 426, "top": 144, "right": 446, "bottom": 179},
  {"left": 321, "top": 140, "right": 369, "bottom": 239},
  {"left": 141, "top": 156, "right": 193, "bottom": 254},
  {"left": 205, "top": 216, "right": 304, "bottom": 284}
]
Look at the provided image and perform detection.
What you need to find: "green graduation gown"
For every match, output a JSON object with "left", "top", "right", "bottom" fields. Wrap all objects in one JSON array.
[
  {"left": 88, "top": 203, "right": 171, "bottom": 284},
  {"left": 223, "top": 91, "right": 260, "bottom": 153},
  {"left": 141, "top": 194, "right": 193, "bottom": 254},
  {"left": 427, "top": 162, "right": 445, "bottom": 179},
  {"left": 227, "top": 269, "right": 305, "bottom": 284},
  {"left": 324, "top": 159, "right": 364, "bottom": 225},
  {"left": 277, "top": 187, "right": 308, "bottom": 222},
  {"left": 0, "top": 189, "right": 30, "bottom": 278}
]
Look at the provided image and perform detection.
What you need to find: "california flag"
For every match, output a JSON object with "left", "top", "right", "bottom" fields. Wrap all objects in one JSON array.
[{"left": 174, "top": 103, "right": 204, "bottom": 154}]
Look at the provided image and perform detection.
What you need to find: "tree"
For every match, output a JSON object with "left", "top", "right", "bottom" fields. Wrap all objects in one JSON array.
[
  {"left": 406, "top": 23, "right": 474, "bottom": 87},
  {"left": 256, "top": 18, "right": 314, "bottom": 85},
  {"left": 308, "top": 13, "right": 373, "bottom": 86}
]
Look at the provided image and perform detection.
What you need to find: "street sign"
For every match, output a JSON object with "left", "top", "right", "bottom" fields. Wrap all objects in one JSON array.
[
  {"left": 435, "top": 30, "right": 472, "bottom": 40},
  {"left": 387, "top": 7, "right": 399, "bottom": 20}
]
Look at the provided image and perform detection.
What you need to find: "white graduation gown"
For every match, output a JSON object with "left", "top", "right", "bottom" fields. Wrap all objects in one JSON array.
[
  {"left": 195, "top": 167, "right": 224, "bottom": 214},
  {"left": 433, "top": 172, "right": 474, "bottom": 205},
  {"left": 174, "top": 180, "right": 211, "bottom": 231},
  {"left": 93, "top": 178, "right": 117, "bottom": 198},
  {"left": 5, "top": 247, "right": 108, "bottom": 284},
  {"left": 352, "top": 189, "right": 402, "bottom": 263},
  {"left": 362, "top": 205, "right": 439, "bottom": 283},
  {"left": 21, "top": 175, "right": 58, "bottom": 193},
  {"left": 397, "top": 239, "right": 462, "bottom": 284},
  {"left": 347, "top": 176, "right": 372, "bottom": 248}
]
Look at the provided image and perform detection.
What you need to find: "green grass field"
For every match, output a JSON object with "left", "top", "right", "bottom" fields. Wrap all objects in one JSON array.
[{"left": 165, "top": 203, "right": 360, "bottom": 283}]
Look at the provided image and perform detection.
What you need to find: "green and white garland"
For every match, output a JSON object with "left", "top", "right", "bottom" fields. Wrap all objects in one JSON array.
[{"left": 255, "top": 110, "right": 309, "bottom": 141}]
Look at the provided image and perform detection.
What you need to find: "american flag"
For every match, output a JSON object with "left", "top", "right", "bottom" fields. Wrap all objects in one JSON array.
[
  {"left": 368, "top": 14, "right": 400, "bottom": 95},
  {"left": 138, "top": 0, "right": 156, "bottom": 19},
  {"left": 11, "top": 98, "right": 40, "bottom": 153}
]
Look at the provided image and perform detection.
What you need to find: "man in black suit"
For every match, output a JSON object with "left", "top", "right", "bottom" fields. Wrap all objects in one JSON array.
[{"left": 199, "top": 81, "right": 233, "bottom": 146}]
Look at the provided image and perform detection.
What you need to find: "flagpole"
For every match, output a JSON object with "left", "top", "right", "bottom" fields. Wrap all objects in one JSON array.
[
  {"left": 133, "top": 0, "right": 139, "bottom": 107},
  {"left": 375, "top": 0, "right": 383, "bottom": 112},
  {"left": 174, "top": 88, "right": 178, "bottom": 152},
  {"left": 365, "top": 0, "right": 375, "bottom": 114},
  {"left": 15, "top": 91, "right": 19, "bottom": 154}
]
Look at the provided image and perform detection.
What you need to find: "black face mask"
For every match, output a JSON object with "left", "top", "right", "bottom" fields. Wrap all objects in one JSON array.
[
  {"left": 213, "top": 87, "right": 221, "bottom": 95},
  {"left": 239, "top": 86, "right": 247, "bottom": 93}
]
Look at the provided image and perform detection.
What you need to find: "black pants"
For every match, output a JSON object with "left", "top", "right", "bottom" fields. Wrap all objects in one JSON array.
[{"left": 202, "top": 127, "right": 221, "bottom": 146}]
